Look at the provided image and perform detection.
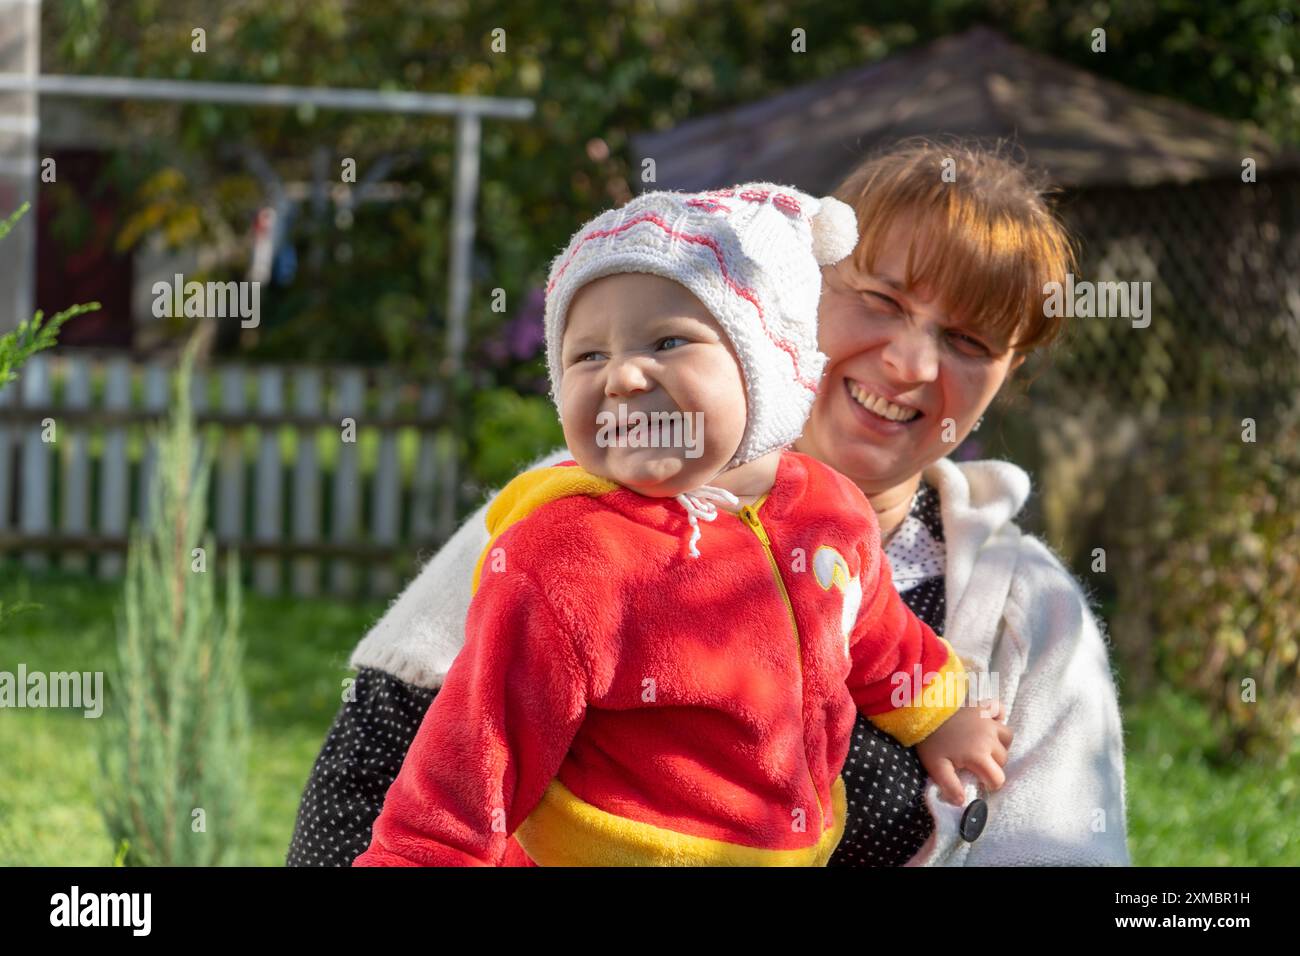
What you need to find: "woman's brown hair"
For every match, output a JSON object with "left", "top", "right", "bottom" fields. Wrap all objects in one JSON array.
[{"left": 832, "top": 137, "right": 1077, "bottom": 356}]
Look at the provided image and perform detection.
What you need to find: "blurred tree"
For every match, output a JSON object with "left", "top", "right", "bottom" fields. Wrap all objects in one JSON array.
[
  {"left": 40, "top": 0, "right": 1297, "bottom": 373},
  {"left": 0, "top": 202, "right": 99, "bottom": 627},
  {"left": 98, "top": 333, "right": 251, "bottom": 866},
  {"left": 0, "top": 203, "right": 99, "bottom": 387}
]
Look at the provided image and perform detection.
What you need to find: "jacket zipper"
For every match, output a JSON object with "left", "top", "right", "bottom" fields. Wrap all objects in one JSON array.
[{"left": 737, "top": 497, "right": 826, "bottom": 838}]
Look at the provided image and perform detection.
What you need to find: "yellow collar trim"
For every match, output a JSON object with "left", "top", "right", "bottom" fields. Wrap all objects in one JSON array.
[{"left": 471, "top": 464, "right": 620, "bottom": 593}]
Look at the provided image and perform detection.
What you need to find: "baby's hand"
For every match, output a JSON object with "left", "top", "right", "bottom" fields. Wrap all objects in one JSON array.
[{"left": 914, "top": 699, "right": 1014, "bottom": 806}]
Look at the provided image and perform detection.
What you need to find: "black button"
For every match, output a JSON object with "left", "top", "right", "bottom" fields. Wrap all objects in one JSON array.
[{"left": 959, "top": 798, "right": 987, "bottom": 842}]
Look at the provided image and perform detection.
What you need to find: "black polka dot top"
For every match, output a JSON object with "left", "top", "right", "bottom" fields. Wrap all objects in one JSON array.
[
  {"left": 287, "top": 478, "right": 947, "bottom": 867},
  {"left": 826, "top": 477, "right": 946, "bottom": 867}
]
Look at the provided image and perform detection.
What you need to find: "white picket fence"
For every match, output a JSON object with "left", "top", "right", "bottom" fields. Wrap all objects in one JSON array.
[{"left": 0, "top": 349, "right": 459, "bottom": 598}]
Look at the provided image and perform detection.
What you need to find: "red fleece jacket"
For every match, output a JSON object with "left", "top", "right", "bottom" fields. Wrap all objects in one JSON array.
[{"left": 354, "top": 450, "right": 965, "bottom": 867}]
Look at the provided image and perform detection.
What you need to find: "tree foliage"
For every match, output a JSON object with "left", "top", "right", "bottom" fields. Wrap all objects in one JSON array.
[
  {"left": 98, "top": 333, "right": 251, "bottom": 866},
  {"left": 41, "top": 1, "right": 1296, "bottom": 373}
]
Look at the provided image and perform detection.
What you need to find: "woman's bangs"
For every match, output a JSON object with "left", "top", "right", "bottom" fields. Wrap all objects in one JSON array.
[{"left": 854, "top": 198, "right": 1040, "bottom": 352}]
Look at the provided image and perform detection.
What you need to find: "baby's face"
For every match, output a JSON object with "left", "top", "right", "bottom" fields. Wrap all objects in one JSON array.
[{"left": 559, "top": 273, "right": 747, "bottom": 497}]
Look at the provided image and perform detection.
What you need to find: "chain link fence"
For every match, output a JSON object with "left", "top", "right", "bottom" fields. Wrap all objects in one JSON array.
[
  {"left": 1049, "top": 172, "right": 1300, "bottom": 415},
  {"left": 980, "top": 171, "right": 1300, "bottom": 564}
]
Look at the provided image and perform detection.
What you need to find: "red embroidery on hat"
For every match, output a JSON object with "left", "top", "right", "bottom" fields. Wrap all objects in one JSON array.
[
  {"left": 739, "top": 188, "right": 771, "bottom": 204},
  {"left": 686, "top": 198, "right": 731, "bottom": 214},
  {"left": 772, "top": 193, "right": 802, "bottom": 216},
  {"left": 547, "top": 213, "right": 819, "bottom": 393}
]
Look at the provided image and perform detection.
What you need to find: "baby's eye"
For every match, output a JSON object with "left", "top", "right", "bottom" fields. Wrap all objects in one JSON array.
[
  {"left": 866, "top": 292, "right": 904, "bottom": 315},
  {"left": 577, "top": 351, "right": 606, "bottom": 362},
  {"left": 656, "top": 336, "right": 688, "bottom": 351}
]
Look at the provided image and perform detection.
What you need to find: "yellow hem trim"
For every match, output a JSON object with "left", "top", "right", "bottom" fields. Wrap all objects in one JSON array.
[{"left": 514, "top": 776, "right": 847, "bottom": 867}]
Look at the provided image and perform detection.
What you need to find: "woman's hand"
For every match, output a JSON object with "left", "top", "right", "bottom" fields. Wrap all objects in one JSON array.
[{"left": 915, "top": 699, "right": 1014, "bottom": 806}]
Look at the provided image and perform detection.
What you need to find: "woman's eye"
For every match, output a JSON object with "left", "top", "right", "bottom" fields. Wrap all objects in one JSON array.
[
  {"left": 656, "top": 336, "right": 687, "bottom": 351},
  {"left": 948, "top": 331, "right": 991, "bottom": 357}
]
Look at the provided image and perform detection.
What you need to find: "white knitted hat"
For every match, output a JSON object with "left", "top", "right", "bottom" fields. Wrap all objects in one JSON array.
[{"left": 543, "top": 182, "right": 859, "bottom": 474}]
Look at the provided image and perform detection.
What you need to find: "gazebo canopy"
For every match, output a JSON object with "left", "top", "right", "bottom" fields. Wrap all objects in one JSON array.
[{"left": 632, "top": 26, "right": 1295, "bottom": 194}]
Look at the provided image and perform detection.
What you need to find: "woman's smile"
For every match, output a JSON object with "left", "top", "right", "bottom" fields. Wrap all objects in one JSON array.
[{"left": 841, "top": 376, "right": 926, "bottom": 436}]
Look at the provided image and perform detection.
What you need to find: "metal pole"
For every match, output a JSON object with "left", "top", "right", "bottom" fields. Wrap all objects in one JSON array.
[
  {"left": 438, "top": 112, "right": 481, "bottom": 537},
  {"left": 0, "top": 72, "right": 535, "bottom": 120},
  {"left": 446, "top": 113, "right": 480, "bottom": 378},
  {"left": 0, "top": 1, "right": 41, "bottom": 334}
]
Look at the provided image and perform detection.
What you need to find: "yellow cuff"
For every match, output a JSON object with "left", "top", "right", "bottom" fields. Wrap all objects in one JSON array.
[{"left": 866, "top": 639, "right": 968, "bottom": 746}]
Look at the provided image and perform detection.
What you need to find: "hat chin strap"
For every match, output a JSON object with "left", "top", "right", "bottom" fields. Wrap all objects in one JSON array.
[
  {"left": 674, "top": 437, "right": 775, "bottom": 558},
  {"left": 674, "top": 485, "right": 741, "bottom": 559}
]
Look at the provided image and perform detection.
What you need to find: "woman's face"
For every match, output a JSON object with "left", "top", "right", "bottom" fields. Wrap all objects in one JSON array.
[{"left": 799, "top": 221, "right": 1026, "bottom": 495}]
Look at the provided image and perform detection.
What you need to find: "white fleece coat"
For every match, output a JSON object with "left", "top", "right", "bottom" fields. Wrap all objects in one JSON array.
[{"left": 350, "top": 447, "right": 1131, "bottom": 866}]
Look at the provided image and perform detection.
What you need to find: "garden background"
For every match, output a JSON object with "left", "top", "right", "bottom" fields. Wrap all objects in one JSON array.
[{"left": 1, "top": 0, "right": 1297, "bottom": 865}]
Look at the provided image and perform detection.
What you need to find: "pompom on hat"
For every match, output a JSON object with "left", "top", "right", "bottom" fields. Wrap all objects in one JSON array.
[{"left": 543, "top": 182, "right": 859, "bottom": 473}]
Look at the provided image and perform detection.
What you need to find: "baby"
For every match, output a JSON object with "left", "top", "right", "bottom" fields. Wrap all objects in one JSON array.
[{"left": 355, "top": 183, "right": 1010, "bottom": 867}]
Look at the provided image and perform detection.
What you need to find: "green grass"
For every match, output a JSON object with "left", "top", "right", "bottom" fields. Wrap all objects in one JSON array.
[
  {"left": 1, "top": 564, "right": 1296, "bottom": 866},
  {"left": 0, "top": 565, "right": 385, "bottom": 866},
  {"left": 1122, "top": 682, "right": 1299, "bottom": 865}
]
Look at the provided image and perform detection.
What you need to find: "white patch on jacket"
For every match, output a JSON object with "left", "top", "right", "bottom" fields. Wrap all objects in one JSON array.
[{"left": 812, "top": 545, "right": 859, "bottom": 660}]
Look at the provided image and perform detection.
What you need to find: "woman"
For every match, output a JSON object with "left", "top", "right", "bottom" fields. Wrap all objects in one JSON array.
[{"left": 287, "top": 139, "right": 1130, "bottom": 867}]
